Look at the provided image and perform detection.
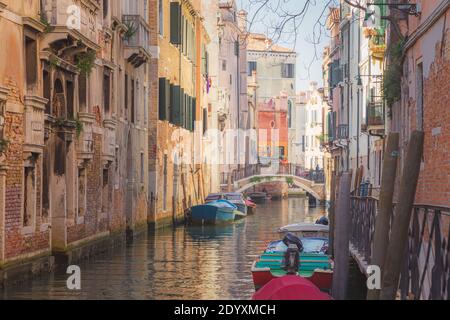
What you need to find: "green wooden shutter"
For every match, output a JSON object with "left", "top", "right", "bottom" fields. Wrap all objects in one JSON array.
[
  {"left": 192, "top": 97, "right": 196, "bottom": 132},
  {"left": 159, "top": 78, "right": 166, "bottom": 120},
  {"left": 170, "top": 2, "right": 181, "bottom": 45},
  {"left": 171, "top": 85, "right": 181, "bottom": 125}
]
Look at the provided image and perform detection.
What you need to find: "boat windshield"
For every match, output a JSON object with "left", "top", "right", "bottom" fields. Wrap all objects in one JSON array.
[
  {"left": 225, "top": 195, "right": 242, "bottom": 201},
  {"left": 205, "top": 194, "right": 222, "bottom": 201}
]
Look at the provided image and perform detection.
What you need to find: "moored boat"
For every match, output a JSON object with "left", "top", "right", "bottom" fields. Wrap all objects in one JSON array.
[
  {"left": 251, "top": 232, "right": 333, "bottom": 292},
  {"left": 247, "top": 192, "right": 269, "bottom": 204},
  {"left": 223, "top": 193, "right": 248, "bottom": 217},
  {"left": 278, "top": 222, "right": 329, "bottom": 238},
  {"left": 190, "top": 200, "right": 239, "bottom": 225},
  {"left": 245, "top": 199, "right": 256, "bottom": 215},
  {"left": 252, "top": 275, "right": 333, "bottom": 300}
]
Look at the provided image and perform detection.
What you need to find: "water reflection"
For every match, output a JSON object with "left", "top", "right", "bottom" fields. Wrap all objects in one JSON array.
[{"left": 3, "top": 197, "right": 327, "bottom": 300}]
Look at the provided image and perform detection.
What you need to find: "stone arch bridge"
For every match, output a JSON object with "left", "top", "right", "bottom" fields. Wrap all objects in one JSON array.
[{"left": 223, "top": 165, "right": 326, "bottom": 201}]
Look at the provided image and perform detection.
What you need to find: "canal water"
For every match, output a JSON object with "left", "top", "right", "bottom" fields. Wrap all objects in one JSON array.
[{"left": 2, "top": 198, "right": 365, "bottom": 300}]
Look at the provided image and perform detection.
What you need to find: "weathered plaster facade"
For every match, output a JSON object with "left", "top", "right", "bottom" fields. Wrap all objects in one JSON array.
[
  {"left": 151, "top": 0, "right": 213, "bottom": 227},
  {"left": 0, "top": 0, "right": 151, "bottom": 281}
]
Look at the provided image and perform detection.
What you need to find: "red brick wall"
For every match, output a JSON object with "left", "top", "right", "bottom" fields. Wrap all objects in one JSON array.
[
  {"left": 4, "top": 102, "right": 50, "bottom": 260},
  {"left": 414, "top": 39, "right": 450, "bottom": 206}
]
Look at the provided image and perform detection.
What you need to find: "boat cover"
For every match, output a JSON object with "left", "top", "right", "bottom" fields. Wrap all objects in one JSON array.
[{"left": 252, "top": 275, "right": 332, "bottom": 300}]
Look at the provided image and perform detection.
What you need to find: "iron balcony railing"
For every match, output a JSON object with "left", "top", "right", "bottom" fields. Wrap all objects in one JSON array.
[
  {"left": 367, "top": 102, "right": 384, "bottom": 126},
  {"left": 336, "top": 124, "right": 349, "bottom": 139},
  {"left": 350, "top": 197, "right": 450, "bottom": 300},
  {"left": 122, "top": 14, "right": 150, "bottom": 57}
]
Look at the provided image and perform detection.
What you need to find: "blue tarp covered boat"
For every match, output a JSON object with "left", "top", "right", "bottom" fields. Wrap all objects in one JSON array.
[{"left": 190, "top": 200, "right": 239, "bottom": 225}]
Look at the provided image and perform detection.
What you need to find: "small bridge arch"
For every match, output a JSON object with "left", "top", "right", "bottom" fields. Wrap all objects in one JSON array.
[{"left": 233, "top": 174, "right": 325, "bottom": 201}]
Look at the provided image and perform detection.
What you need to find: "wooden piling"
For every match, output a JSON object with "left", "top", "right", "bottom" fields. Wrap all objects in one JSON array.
[
  {"left": 329, "top": 171, "right": 337, "bottom": 257},
  {"left": 331, "top": 171, "right": 352, "bottom": 300},
  {"left": 380, "top": 131, "right": 424, "bottom": 300},
  {"left": 367, "top": 133, "right": 399, "bottom": 300}
]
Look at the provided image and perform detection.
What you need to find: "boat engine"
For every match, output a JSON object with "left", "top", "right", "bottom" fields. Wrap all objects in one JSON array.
[
  {"left": 284, "top": 244, "right": 300, "bottom": 275},
  {"left": 282, "top": 233, "right": 304, "bottom": 252}
]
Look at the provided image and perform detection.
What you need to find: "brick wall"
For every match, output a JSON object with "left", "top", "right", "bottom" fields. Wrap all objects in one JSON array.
[{"left": 414, "top": 36, "right": 450, "bottom": 206}]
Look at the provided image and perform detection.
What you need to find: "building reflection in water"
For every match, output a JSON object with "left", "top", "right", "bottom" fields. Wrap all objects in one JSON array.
[{"left": 3, "top": 197, "right": 330, "bottom": 300}]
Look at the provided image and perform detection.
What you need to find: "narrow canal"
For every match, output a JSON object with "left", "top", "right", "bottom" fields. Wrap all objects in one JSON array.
[{"left": 2, "top": 197, "right": 365, "bottom": 300}]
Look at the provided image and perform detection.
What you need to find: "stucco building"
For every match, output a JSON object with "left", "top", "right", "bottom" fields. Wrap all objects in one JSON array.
[{"left": 0, "top": 0, "right": 151, "bottom": 282}]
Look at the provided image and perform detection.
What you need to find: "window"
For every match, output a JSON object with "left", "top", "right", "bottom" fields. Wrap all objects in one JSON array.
[
  {"left": 170, "top": 2, "right": 181, "bottom": 45},
  {"left": 222, "top": 60, "right": 227, "bottom": 71},
  {"left": 43, "top": 69, "right": 51, "bottom": 114},
  {"left": 279, "top": 146, "right": 285, "bottom": 159},
  {"left": 66, "top": 80, "right": 74, "bottom": 118},
  {"left": 23, "top": 165, "right": 36, "bottom": 227},
  {"left": 78, "top": 168, "right": 86, "bottom": 217},
  {"left": 159, "top": 0, "right": 163, "bottom": 35},
  {"left": 170, "top": 85, "right": 181, "bottom": 125},
  {"left": 248, "top": 61, "right": 257, "bottom": 76},
  {"left": 416, "top": 62, "right": 424, "bottom": 131},
  {"left": 281, "top": 63, "right": 295, "bottom": 78},
  {"left": 25, "top": 36, "right": 37, "bottom": 91},
  {"left": 131, "top": 78, "right": 135, "bottom": 123},
  {"left": 203, "top": 108, "right": 208, "bottom": 134},
  {"left": 79, "top": 73, "right": 87, "bottom": 112},
  {"left": 103, "top": 69, "right": 111, "bottom": 115},
  {"left": 103, "top": 0, "right": 108, "bottom": 19},
  {"left": 159, "top": 78, "right": 170, "bottom": 121}
]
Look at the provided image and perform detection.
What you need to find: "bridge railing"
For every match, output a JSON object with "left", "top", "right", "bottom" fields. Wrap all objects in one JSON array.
[
  {"left": 220, "top": 164, "right": 325, "bottom": 186},
  {"left": 350, "top": 196, "right": 450, "bottom": 300}
]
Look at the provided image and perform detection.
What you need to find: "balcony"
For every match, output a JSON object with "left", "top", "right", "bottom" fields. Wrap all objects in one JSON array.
[
  {"left": 24, "top": 95, "right": 48, "bottom": 154},
  {"left": 367, "top": 102, "right": 385, "bottom": 135},
  {"left": 40, "top": 0, "right": 100, "bottom": 47},
  {"left": 77, "top": 112, "right": 95, "bottom": 160},
  {"left": 102, "top": 119, "right": 117, "bottom": 163},
  {"left": 336, "top": 124, "right": 349, "bottom": 140},
  {"left": 122, "top": 15, "right": 151, "bottom": 68}
]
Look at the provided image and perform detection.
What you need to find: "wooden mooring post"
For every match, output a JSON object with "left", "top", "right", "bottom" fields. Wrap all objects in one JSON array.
[
  {"left": 329, "top": 171, "right": 337, "bottom": 257},
  {"left": 380, "top": 131, "right": 424, "bottom": 300},
  {"left": 332, "top": 171, "right": 352, "bottom": 300},
  {"left": 367, "top": 132, "right": 399, "bottom": 300}
]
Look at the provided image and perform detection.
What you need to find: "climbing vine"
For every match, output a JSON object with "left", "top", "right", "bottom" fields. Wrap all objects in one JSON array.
[
  {"left": 250, "top": 176, "right": 262, "bottom": 184},
  {"left": 40, "top": 11, "right": 54, "bottom": 34},
  {"left": 73, "top": 118, "right": 84, "bottom": 138},
  {"left": 75, "top": 51, "right": 96, "bottom": 75},
  {"left": 383, "top": 40, "right": 404, "bottom": 107}
]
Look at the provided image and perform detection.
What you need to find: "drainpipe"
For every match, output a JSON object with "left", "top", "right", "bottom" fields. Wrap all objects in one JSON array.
[
  {"left": 357, "top": 10, "right": 361, "bottom": 169},
  {"left": 346, "top": 22, "right": 351, "bottom": 172}
]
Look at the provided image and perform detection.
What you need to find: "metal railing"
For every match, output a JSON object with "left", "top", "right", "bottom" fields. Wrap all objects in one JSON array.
[
  {"left": 367, "top": 102, "right": 384, "bottom": 126},
  {"left": 336, "top": 124, "right": 349, "bottom": 139},
  {"left": 122, "top": 15, "right": 150, "bottom": 56},
  {"left": 350, "top": 197, "right": 450, "bottom": 300},
  {"left": 220, "top": 164, "right": 325, "bottom": 186}
]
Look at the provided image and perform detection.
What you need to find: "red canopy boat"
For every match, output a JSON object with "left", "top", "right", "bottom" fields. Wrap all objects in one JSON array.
[{"left": 252, "top": 275, "right": 333, "bottom": 300}]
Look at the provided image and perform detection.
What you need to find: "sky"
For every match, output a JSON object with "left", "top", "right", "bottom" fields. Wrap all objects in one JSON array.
[{"left": 239, "top": 0, "right": 339, "bottom": 91}]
